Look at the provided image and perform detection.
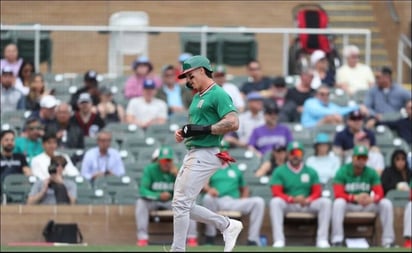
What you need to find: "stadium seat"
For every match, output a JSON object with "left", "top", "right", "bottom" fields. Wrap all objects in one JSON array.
[
  {"left": 2, "top": 174, "right": 38, "bottom": 204},
  {"left": 64, "top": 175, "right": 92, "bottom": 192},
  {"left": 180, "top": 25, "right": 219, "bottom": 64},
  {"left": 145, "top": 124, "right": 178, "bottom": 144},
  {"left": 76, "top": 188, "right": 112, "bottom": 205},
  {"left": 385, "top": 189, "right": 409, "bottom": 208},
  {"left": 250, "top": 183, "right": 272, "bottom": 205},
  {"left": 229, "top": 75, "right": 250, "bottom": 88},
  {"left": 229, "top": 148, "right": 261, "bottom": 174},
  {"left": 113, "top": 188, "right": 139, "bottom": 205}
]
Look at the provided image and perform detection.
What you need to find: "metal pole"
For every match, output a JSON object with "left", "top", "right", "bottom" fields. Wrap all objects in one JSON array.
[
  {"left": 365, "top": 31, "right": 371, "bottom": 67},
  {"left": 34, "top": 24, "right": 41, "bottom": 72},
  {"left": 283, "top": 33, "right": 289, "bottom": 76},
  {"left": 397, "top": 39, "right": 403, "bottom": 84},
  {"left": 200, "top": 26, "right": 208, "bottom": 57}
]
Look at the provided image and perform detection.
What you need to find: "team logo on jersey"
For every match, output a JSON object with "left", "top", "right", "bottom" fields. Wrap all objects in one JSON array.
[
  {"left": 227, "top": 169, "right": 236, "bottom": 178},
  {"left": 197, "top": 99, "right": 204, "bottom": 108},
  {"left": 301, "top": 173, "right": 310, "bottom": 183}
]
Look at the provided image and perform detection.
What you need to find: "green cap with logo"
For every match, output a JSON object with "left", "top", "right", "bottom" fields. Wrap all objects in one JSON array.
[
  {"left": 178, "top": 55, "right": 213, "bottom": 79},
  {"left": 213, "top": 64, "right": 226, "bottom": 74},
  {"left": 287, "top": 141, "right": 304, "bottom": 152},
  {"left": 158, "top": 146, "right": 174, "bottom": 160},
  {"left": 219, "top": 139, "right": 230, "bottom": 151},
  {"left": 353, "top": 145, "right": 368, "bottom": 156}
]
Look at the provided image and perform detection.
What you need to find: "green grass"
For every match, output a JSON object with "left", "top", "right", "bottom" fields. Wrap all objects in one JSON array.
[{"left": 0, "top": 245, "right": 409, "bottom": 252}]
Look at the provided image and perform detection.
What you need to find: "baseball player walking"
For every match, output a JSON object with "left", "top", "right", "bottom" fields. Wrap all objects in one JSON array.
[{"left": 171, "top": 55, "right": 243, "bottom": 252}]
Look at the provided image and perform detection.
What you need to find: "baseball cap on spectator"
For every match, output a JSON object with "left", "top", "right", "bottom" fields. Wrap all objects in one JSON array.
[
  {"left": 272, "top": 143, "right": 286, "bottom": 152},
  {"left": 264, "top": 101, "right": 279, "bottom": 114},
  {"left": 158, "top": 146, "right": 174, "bottom": 160},
  {"left": 161, "top": 64, "right": 175, "bottom": 74},
  {"left": 178, "top": 52, "right": 193, "bottom": 63},
  {"left": 77, "top": 93, "right": 92, "bottom": 104},
  {"left": 314, "top": 133, "right": 330, "bottom": 144},
  {"left": 40, "top": 95, "right": 59, "bottom": 109},
  {"left": 246, "top": 91, "right": 263, "bottom": 101},
  {"left": 380, "top": 66, "right": 392, "bottom": 76},
  {"left": 348, "top": 109, "right": 364, "bottom": 120},
  {"left": 287, "top": 141, "right": 304, "bottom": 152},
  {"left": 132, "top": 55, "right": 153, "bottom": 72},
  {"left": 353, "top": 145, "right": 368, "bottom": 156},
  {"left": 84, "top": 70, "right": 98, "bottom": 82},
  {"left": 99, "top": 86, "right": 112, "bottom": 95},
  {"left": 213, "top": 64, "right": 227, "bottom": 74},
  {"left": 1, "top": 66, "right": 13, "bottom": 75},
  {"left": 220, "top": 139, "right": 230, "bottom": 151},
  {"left": 143, "top": 79, "right": 156, "bottom": 89},
  {"left": 310, "top": 50, "right": 326, "bottom": 66},
  {"left": 272, "top": 76, "right": 286, "bottom": 87}
]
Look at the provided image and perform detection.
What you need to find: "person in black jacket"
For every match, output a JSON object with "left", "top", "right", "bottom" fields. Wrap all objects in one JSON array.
[{"left": 381, "top": 149, "right": 411, "bottom": 196}]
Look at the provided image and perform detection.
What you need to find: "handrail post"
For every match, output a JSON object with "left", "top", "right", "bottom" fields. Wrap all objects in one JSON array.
[
  {"left": 397, "top": 39, "right": 404, "bottom": 84},
  {"left": 283, "top": 33, "right": 289, "bottom": 76},
  {"left": 34, "top": 24, "right": 41, "bottom": 73},
  {"left": 365, "top": 31, "right": 371, "bottom": 68},
  {"left": 200, "top": 25, "right": 208, "bottom": 57},
  {"left": 342, "top": 34, "right": 349, "bottom": 65}
]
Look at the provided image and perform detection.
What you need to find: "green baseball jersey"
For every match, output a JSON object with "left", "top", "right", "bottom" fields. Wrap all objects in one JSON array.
[
  {"left": 184, "top": 84, "right": 236, "bottom": 149},
  {"left": 333, "top": 163, "right": 380, "bottom": 194},
  {"left": 139, "top": 162, "right": 175, "bottom": 200},
  {"left": 269, "top": 163, "right": 320, "bottom": 197},
  {"left": 209, "top": 164, "right": 245, "bottom": 198}
]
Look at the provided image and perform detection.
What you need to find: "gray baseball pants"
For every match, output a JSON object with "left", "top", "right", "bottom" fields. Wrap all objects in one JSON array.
[
  {"left": 135, "top": 198, "right": 197, "bottom": 240},
  {"left": 171, "top": 148, "right": 231, "bottom": 252},
  {"left": 331, "top": 198, "right": 395, "bottom": 245},
  {"left": 202, "top": 195, "right": 265, "bottom": 245},
  {"left": 404, "top": 201, "right": 412, "bottom": 238},
  {"left": 269, "top": 197, "right": 332, "bottom": 243}
]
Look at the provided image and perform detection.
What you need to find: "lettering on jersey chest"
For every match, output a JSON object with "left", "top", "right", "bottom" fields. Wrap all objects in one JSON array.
[
  {"left": 152, "top": 182, "right": 174, "bottom": 191},
  {"left": 345, "top": 182, "right": 371, "bottom": 192}
]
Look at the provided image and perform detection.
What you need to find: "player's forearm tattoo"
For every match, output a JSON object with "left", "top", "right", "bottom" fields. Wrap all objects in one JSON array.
[{"left": 211, "top": 112, "right": 239, "bottom": 135}]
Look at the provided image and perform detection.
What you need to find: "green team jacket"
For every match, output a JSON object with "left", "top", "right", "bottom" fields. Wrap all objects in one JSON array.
[{"left": 139, "top": 162, "right": 176, "bottom": 201}]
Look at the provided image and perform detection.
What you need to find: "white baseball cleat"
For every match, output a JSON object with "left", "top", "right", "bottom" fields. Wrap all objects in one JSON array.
[
  {"left": 316, "top": 240, "right": 331, "bottom": 248},
  {"left": 222, "top": 219, "right": 243, "bottom": 252},
  {"left": 272, "top": 240, "right": 285, "bottom": 248}
]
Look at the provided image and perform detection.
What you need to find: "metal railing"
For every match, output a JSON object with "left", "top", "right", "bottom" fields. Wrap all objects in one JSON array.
[
  {"left": 0, "top": 24, "right": 372, "bottom": 76},
  {"left": 397, "top": 34, "right": 412, "bottom": 84}
]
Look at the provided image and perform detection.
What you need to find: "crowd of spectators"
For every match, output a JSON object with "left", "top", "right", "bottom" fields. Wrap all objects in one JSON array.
[{"left": 1, "top": 42, "right": 411, "bottom": 248}]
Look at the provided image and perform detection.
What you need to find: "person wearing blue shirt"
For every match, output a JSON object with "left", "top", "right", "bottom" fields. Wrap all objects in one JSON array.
[
  {"left": 301, "top": 85, "right": 360, "bottom": 128},
  {"left": 80, "top": 130, "right": 125, "bottom": 181}
]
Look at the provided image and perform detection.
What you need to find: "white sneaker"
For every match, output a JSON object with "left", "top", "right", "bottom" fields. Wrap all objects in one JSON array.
[
  {"left": 222, "top": 219, "right": 243, "bottom": 252},
  {"left": 316, "top": 240, "right": 330, "bottom": 248},
  {"left": 272, "top": 241, "right": 285, "bottom": 248}
]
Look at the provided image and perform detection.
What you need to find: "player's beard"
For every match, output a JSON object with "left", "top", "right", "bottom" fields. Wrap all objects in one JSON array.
[{"left": 2, "top": 145, "right": 14, "bottom": 153}]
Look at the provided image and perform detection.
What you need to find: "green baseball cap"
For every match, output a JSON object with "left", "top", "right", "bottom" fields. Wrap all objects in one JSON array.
[
  {"left": 353, "top": 145, "right": 368, "bottom": 156},
  {"left": 178, "top": 55, "right": 212, "bottom": 79},
  {"left": 158, "top": 146, "right": 174, "bottom": 160},
  {"left": 287, "top": 141, "right": 304, "bottom": 152},
  {"left": 220, "top": 139, "right": 230, "bottom": 151}
]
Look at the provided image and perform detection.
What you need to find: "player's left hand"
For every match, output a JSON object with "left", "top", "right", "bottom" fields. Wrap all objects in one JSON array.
[
  {"left": 175, "top": 129, "right": 184, "bottom": 143},
  {"left": 215, "top": 151, "right": 236, "bottom": 165}
]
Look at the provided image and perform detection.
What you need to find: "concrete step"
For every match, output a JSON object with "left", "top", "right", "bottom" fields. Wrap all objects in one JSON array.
[
  {"left": 322, "top": 5, "right": 372, "bottom": 11},
  {"left": 329, "top": 16, "right": 375, "bottom": 22},
  {"left": 326, "top": 10, "right": 374, "bottom": 17}
]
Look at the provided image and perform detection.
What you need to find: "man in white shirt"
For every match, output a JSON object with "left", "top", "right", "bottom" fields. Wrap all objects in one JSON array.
[
  {"left": 336, "top": 45, "right": 375, "bottom": 95},
  {"left": 31, "top": 133, "right": 79, "bottom": 180},
  {"left": 212, "top": 65, "right": 245, "bottom": 112},
  {"left": 126, "top": 79, "right": 168, "bottom": 129}
]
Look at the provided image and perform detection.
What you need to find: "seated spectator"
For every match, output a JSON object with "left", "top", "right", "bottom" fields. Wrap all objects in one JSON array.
[
  {"left": 81, "top": 131, "right": 125, "bottom": 182},
  {"left": 15, "top": 61, "right": 35, "bottom": 95},
  {"left": 336, "top": 45, "right": 375, "bottom": 95},
  {"left": 213, "top": 64, "right": 245, "bottom": 112},
  {"left": 124, "top": 56, "right": 161, "bottom": 99},
  {"left": 224, "top": 92, "right": 264, "bottom": 148},
  {"left": 96, "top": 86, "right": 125, "bottom": 124},
  {"left": 0, "top": 43, "right": 23, "bottom": 77},
  {"left": 364, "top": 66, "right": 411, "bottom": 117},
  {"left": 136, "top": 146, "right": 198, "bottom": 247},
  {"left": 156, "top": 64, "right": 193, "bottom": 115},
  {"left": 284, "top": 67, "right": 316, "bottom": 121},
  {"left": 70, "top": 70, "right": 100, "bottom": 111},
  {"left": 202, "top": 158, "right": 265, "bottom": 246},
  {"left": 248, "top": 102, "right": 293, "bottom": 157},
  {"left": 14, "top": 117, "right": 44, "bottom": 165},
  {"left": 24, "top": 73, "right": 47, "bottom": 111},
  {"left": 301, "top": 85, "right": 360, "bottom": 128},
  {"left": 45, "top": 103, "right": 84, "bottom": 149},
  {"left": 381, "top": 149, "right": 411, "bottom": 195},
  {"left": 403, "top": 183, "right": 412, "bottom": 248},
  {"left": 240, "top": 60, "right": 272, "bottom": 97},
  {"left": 1, "top": 66, "right": 25, "bottom": 112},
  {"left": 1, "top": 130, "right": 31, "bottom": 183},
  {"left": 306, "top": 133, "right": 341, "bottom": 185},
  {"left": 367, "top": 99, "right": 412, "bottom": 145},
  {"left": 265, "top": 77, "right": 295, "bottom": 123},
  {"left": 310, "top": 50, "right": 335, "bottom": 89},
  {"left": 71, "top": 93, "right": 105, "bottom": 137},
  {"left": 255, "top": 144, "right": 287, "bottom": 177},
  {"left": 30, "top": 95, "right": 58, "bottom": 129},
  {"left": 175, "top": 52, "right": 193, "bottom": 84},
  {"left": 269, "top": 141, "right": 332, "bottom": 248},
  {"left": 31, "top": 133, "right": 79, "bottom": 180},
  {"left": 27, "top": 155, "right": 76, "bottom": 205},
  {"left": 333, "top": 109, "right": 376, "bottom": 161},
  {"left": 331, "top": 145, "right": 395, "bottom": 247},
  {"left": 126, "top": 79, "right": 168, "bottom": 129}
]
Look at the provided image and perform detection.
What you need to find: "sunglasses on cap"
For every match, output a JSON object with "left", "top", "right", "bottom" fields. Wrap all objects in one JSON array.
[
  {"left": 354, "top": 155, "right": 368, "bottom": 161},
  {"left": 289, "top": 149, "right": 303, "bottom": 158},
  {"left": 159, "top": 159, "right": 172, "bottom": 165}
]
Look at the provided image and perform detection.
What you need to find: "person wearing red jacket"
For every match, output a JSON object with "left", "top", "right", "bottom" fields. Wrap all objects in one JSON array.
[
  {"left": 331, "top": 145, "right": 395, "bottom": 247},
  {"left": 403, "top": 181, "right": 412, "bottom": 248},
  {"left": 269, "top": 141, "right": 332, "bottom": 248}
]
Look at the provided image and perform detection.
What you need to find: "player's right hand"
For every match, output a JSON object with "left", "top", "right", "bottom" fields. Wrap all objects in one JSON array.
[
  {"left": 175, "top": 129, "right": 184, "bottom": 143},
  {"left": 160, "top": 192, "right": 171, "bottom": 201}
]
